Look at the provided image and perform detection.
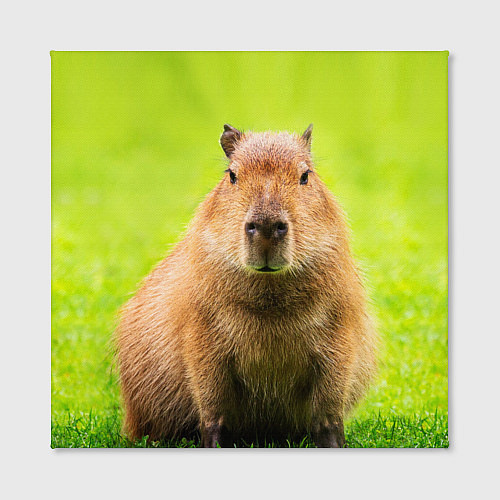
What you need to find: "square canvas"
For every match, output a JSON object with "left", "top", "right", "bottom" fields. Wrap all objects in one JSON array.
[{"left": 51, "top": 51, "right": 448, "bottom": 448}]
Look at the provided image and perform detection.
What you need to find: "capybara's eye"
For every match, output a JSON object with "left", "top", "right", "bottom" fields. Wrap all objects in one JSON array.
[
  {"left": 300, "top": 170, "right": 312, "bottom": 185},
  {"left": 226, "top": 169, "right": 237, "bottom": 184}
]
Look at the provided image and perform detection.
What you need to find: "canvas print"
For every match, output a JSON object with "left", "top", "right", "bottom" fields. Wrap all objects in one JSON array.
[{"left": 51, "top": 51, "right": 448, "bottom": 448}]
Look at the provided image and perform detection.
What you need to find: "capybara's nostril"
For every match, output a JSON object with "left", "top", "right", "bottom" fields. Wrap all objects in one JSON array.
[
  {"left": 245, "top": 222, "right": 257, "bottom": 236},
  {"left": 275, "top": 221, "right": 288, "bottom": 239}
]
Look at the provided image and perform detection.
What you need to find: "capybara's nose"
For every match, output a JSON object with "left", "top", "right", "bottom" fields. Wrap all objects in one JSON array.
[{"left": 245, "top": 219, "right": 288, "bottom": 240}]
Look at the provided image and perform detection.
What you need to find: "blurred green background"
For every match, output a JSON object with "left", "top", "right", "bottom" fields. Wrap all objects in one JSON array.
[{"left": 51, "top": 51, "right": 448, "bottom": 447}]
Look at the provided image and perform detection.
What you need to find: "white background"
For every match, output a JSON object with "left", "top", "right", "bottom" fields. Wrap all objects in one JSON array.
[{"left": 1, "top": 1, "right": 499, "bottom": 498}]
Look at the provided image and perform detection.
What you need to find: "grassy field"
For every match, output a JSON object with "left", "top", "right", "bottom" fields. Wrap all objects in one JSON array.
[{"left": 51, "top": 51, "right": 448, "bottom": 448}]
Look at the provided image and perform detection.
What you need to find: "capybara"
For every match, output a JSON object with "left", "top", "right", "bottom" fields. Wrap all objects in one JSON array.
[{"left": 116, "top": 124, "right": 377, "bottom": 447}]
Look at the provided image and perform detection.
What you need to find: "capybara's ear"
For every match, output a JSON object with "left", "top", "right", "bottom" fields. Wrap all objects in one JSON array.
[
  {"left": 220, "top": 124, "right": 242, "bottom": 158},
  {"left": 301, "top": 124, "right": 313, "bottom": 151}
]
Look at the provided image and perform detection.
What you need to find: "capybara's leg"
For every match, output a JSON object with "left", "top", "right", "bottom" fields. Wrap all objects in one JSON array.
[
  {"left": 312, "top": 419, "right": 345, "bottom": 448},
  {"left": 185, "top": 341, "right": 240, "bottom": 448},
  {"left": 200, "top": 418, "right": 234, "bottom": 448}
]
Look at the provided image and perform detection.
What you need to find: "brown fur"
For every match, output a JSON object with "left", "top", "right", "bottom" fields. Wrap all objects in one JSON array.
[{"left": 115, "top": 125, "right": 377, "bottom": 447}]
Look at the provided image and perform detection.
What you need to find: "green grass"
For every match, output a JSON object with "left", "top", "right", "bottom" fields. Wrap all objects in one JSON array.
[
  {"left": 51, "top": 411, "right": 448, "bottom": 448},
  {"left": 51, "top": 51, "right": 448, "bottom": 448}
]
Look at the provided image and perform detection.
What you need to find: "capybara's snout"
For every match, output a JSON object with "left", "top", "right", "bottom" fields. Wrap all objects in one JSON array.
[{"left": 243, "top": 209, "right": 291, "bottom": 272}]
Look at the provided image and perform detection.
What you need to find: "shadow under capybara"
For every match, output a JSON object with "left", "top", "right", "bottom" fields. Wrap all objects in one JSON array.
[{"left": 116, "top": 124, "right": 377, "bottom": 447}]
